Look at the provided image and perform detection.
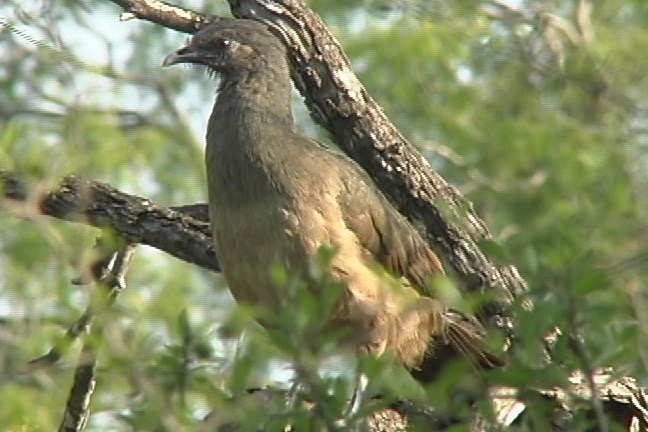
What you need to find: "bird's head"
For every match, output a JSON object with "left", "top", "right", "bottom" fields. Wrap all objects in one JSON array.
[{"left": 162, "top": 19, "right": 286, "bottom": 76}]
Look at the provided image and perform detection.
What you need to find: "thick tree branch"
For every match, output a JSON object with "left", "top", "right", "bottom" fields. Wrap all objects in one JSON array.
[{"left": 0, "top": 171, "right": 219, "bottom": 272}]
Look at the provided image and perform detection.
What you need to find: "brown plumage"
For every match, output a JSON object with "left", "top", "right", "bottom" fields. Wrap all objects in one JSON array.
[{"left": 163, "top": 18, "right": 502, "bottom": 379}]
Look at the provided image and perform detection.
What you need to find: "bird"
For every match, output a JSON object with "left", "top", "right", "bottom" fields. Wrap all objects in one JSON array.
[{"left": 163, "top": 18, "right": 502, "bottom": 383}]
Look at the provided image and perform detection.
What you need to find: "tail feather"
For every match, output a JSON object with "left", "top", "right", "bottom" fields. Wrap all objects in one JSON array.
[
  {"left": 442, "top": 310, "right": 505, "bottom": 369},
  {"left": 408, "top": 309, "right": 504, "bottom": 383}
]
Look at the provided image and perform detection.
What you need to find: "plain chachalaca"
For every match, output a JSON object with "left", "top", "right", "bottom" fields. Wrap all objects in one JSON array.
[{"left": 163, "top": 19, "right": 501, "bottom": 380}]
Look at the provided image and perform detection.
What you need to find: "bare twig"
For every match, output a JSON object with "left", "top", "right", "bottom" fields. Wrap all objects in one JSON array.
[
  {"left": 58, "top": 241, "right": 137, "bottom": 432},
  {"left": 569, "top": 334, "right": 610, "bottom": 432},
  {"left": 58, "top": 342, "right": 97, "bottom": 432},
  {"left": 26, "top": 309, "right": 93, "bottom": 370},
  {"left": 563, "top": 276, "right": 610, "bottom": 432}
]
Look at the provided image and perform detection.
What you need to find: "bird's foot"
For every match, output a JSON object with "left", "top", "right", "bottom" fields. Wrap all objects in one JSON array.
[
  {"left": 345, "top": 373, "right": 369, "bottom": 419},
  {"left": 332, "top": 373, "right": 369, "bottom": 430}
]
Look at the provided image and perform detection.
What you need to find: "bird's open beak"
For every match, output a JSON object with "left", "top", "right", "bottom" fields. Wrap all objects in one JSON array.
[{"left": 162, "top": 47, "right": 200, "bottom": 67}]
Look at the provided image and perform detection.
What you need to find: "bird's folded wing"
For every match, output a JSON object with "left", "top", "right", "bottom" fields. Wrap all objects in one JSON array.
[{"left": 335, "top": 159, "right": 444, "bottom": 293}]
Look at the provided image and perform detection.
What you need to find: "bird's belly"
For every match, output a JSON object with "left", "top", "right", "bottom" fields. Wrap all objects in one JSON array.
[
  {"left": 211, "top": 196, "right": 438, "bottom": 366},
  {"left": 207, "top": 166, "right": 439, "bottom": 367},
  {"left": 210, "top": 197, "right": 324, "bottom": 315}
]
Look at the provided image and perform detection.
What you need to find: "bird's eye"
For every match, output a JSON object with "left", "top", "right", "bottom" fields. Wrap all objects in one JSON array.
[{"left": 216, "top": 39, "right": 232, "bottom": 49}]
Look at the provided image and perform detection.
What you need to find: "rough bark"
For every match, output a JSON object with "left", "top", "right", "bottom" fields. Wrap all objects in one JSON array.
[{"left": 0, "top": 171, "right": 219, "bottom": 272}]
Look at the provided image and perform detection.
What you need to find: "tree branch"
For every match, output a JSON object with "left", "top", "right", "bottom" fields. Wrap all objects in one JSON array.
[
  {"left": 0, "top": 171, "right": 219, "bottom": 272},
  {"left": 58, "top": 242, "right": 137, "bottom": 432},
  {"left": 109, "top": 0, "right": 209, "bottom": 32}
]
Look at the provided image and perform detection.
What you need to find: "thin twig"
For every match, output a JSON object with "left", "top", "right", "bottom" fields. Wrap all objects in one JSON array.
[
  {"left": 568, "top": 334, "right": 610, "bottom": 432},
  {"left": 57, "top": 342, "right": 97, "bottom": 432},
  {"left": 26, "top": 310, "right": 93, "bottom": 370},
  {"left": 58, "top": 241, "right": 137, "bottom": 432},
  {"left": 26, "top": 237, "right": 119, "bottom": 369}
]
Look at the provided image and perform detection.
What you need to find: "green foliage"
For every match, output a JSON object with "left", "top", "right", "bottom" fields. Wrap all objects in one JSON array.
[{"left": 0, "top": 0, "right": 646, "bottom": 430}]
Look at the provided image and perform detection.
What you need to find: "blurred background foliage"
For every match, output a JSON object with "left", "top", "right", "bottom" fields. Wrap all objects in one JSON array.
[{"left": 0, "top": 0, "right": 646, "bottom": 430}]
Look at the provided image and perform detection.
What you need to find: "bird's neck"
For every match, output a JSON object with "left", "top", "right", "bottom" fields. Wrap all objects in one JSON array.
[
  {"left": 214, "top": 69, "right": 294, "bottom": 126},
  {"left": 206, "top": 68, "right": 296, "bottom": 196}
]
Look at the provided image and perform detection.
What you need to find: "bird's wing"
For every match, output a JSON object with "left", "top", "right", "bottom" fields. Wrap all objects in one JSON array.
[
  {"left": 325, "top": 148, "right": 504, "bottom": 369},
  {"left": 334, "top": 157, "right": 444, "bottom": 294}
]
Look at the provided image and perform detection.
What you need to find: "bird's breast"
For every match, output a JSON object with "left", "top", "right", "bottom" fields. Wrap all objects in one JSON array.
[{"left": 205, "top": 133, "right": 335, "bottom": 313}]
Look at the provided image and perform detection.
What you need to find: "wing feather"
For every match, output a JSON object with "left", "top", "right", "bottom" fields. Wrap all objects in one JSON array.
[{"left": 336, "top": 165, "right": 444, "bottom": 293}]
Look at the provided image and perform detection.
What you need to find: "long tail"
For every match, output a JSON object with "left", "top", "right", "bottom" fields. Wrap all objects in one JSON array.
[
  {"left": 442, "top": 310, "right": 504, "bottom": 369},
  {"left": 409, "top": 310, "right": 504, "bottom": 383}
]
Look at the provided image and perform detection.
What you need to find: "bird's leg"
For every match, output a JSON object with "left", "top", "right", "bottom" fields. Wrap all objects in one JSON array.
[
  {"left": 345, "top": 372, "right": 369, "bottom": 419},
  {"left": 334, "top": 370, "right": 370, "bottom": 430}
]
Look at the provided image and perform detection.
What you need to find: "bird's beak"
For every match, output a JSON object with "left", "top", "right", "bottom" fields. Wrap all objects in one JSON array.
[{"left": 162, "top": 46, "right": 201, "bottom": 67}]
